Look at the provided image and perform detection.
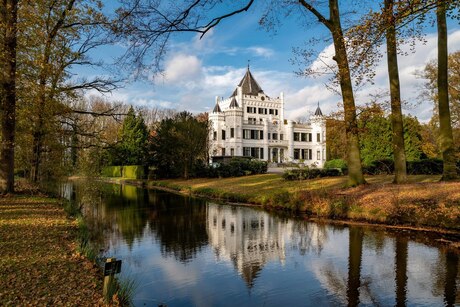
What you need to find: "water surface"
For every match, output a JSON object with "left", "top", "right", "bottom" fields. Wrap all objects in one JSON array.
[{"left": 63, "top": 181, "right": 459, "bottom": 306}]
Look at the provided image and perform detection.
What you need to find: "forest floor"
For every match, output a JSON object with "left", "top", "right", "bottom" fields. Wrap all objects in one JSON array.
[
  {"left": 146, "top": 174, "right": 460, "bottom": 237},
  {"left": 0, "top": 183, "right": 105, "bottom": 305}
]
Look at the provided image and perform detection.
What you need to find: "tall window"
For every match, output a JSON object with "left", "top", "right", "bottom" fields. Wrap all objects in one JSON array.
[
  {"left": 317, "top": 133, "right": 321, "bottom": 142},
  {"left": 222, "top": 148, "right": 226, "bottom": 156},
  {"left": 294, "top": 149, "right": 300, "bottom": 160},
  {"left": 308, "top": 133, "right": 312, "bottom": 142},
  {"left": 317, "top": 150, "right": 320, "bottom": 160},
  {"left": 230, "top": 128, "right": 234, "bottom": 138},
  {"left": 231, "top": 148, "right": 234, "bottom": 156},
  {"left": 222, "top": 130, "right": 226, "bottom": 140},
  {"left": 280, "top": 134, "right": 284, "bottom": 140},
  {"left": 301, "top": 133, "right": 307, "bottom": 142},
  {"left": 213, "top": 131, "right": 217, "bottom": 141},
  {"left": 272, "top": 133, "right": 278, "bottom": 140},
  {"left": 293, "top": 132, "right": 300, "bottom": 141}
]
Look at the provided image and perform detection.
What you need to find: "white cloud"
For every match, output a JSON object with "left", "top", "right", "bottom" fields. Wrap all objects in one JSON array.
[
  {"left": 162, "top": 54, "right": 203, "bottom": 85},
  {"left": 87, "top": 29, "right": 460, "bottom": 123},
  {"left": 247, "top": 46, "right": 275, "bottom": 58}
]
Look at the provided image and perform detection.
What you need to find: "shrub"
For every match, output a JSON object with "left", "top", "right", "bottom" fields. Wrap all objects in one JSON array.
[
  {"left": 406, "top": 158, "right": 443, "bottom": 175},
  {"left": 363, "top": 159, "right": 394, "bottom": 175},
  {"left": 101, "top": 166, "right": 122, "bottom": 177},
  {"left": 123, "top": 165, "right": 145, "bottom": 179},
  {"left": 282, "top": 167, "right": 342, "bottom": 181},
  {"left": 195, "top": 158, "right": 268, "bottom": 178},
  {"left": 324, "top": 159, "right": 348, "bottom": 170}
]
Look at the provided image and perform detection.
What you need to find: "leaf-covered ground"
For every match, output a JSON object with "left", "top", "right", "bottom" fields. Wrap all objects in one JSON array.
[{"left": 0, "top": 195, "right": 105, "bottom": 305}]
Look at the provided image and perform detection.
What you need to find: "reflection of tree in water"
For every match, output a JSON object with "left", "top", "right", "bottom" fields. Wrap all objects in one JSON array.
[
  {"left": 318, "top": 226, "right": 380, "bottom": 306},
  {"left": 69, "top": 182, "right": 209, "bottom": 260},
  {"left": 147, "top": 190, "right": 208, "bottom": 263},
  {"left": 429, "top": 249, "right": 459, "bottom": 306},
  {"left": 99, "top": 184, "right": 150, "bottom": 249},
  {"left": 288, "top": 221, "right": 331, "bottom": 256}
]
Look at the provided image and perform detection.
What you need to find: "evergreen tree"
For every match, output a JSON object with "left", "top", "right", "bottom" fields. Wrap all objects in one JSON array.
[
  {"left": 403, "top": 116, "right": 423, "bottom": 161},
  {"left": 359, "top": 114, "right": 393, "bottom": 166},
  {"left": 110, "top": 106, "right": 148, "bottom": 165}
]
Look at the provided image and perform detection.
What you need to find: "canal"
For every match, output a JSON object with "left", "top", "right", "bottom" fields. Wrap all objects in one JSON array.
[{"left": 62, "top": 181, "right": 459, "bottom": 306}]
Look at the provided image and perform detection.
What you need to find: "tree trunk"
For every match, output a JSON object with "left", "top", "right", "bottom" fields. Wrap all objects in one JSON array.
[
  {"left": 0, "top": 0, "right": 18, "bottom": 193},
  {"left": 329, "top": 0, "right": 366, "bottom": 186},
  {"left": 385, "top": 0, "right": 407, "bottom": 184},
  {"left": 437, "top": 1, "right": 457, "bottom": 180}
]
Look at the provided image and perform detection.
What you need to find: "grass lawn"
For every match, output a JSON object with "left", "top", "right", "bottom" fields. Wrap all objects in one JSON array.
[
  {"left": 0, "top": 195, "right": 104, "bottom": 305},
  {"left": 150, "top": 174, "right": 460, "bottom": 232},
  {"left": 153, "top": 173, "right": 442, "bottom": 199}
]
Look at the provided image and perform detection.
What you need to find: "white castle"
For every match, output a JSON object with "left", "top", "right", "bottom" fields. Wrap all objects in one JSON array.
[{"left": 209, "top": 67, "right": 326, "bottom": 167}]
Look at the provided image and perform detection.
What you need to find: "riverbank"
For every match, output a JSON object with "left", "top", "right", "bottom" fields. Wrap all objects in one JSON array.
[
  {"left": 142, "top": 174, "right": 460, "bottom": 236},
  {"left": 0, "top": 192, "right": 105, "bottom": 305}
]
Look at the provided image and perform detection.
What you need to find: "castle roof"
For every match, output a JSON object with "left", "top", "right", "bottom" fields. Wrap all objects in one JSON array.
[
  {"left": 229, "top": 97, "right": 239, "bottom": 108},
  {"left": 231, "top": 67, "right": 264, "bottom": 97},
  {"left": 213, "top": 102, "right": 222, "bottom": 113},
  {"left": 314, "top": 104, "right": 323, "bottom": 116}
]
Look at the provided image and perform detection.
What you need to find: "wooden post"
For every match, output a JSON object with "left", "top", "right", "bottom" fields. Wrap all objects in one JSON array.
[{"left": 103, "top": 257, "right": 116, "bottom": 299}]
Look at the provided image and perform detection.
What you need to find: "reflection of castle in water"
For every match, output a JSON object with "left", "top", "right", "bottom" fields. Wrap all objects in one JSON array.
[{"left": 206, "top": 204, "right": 289, "bottom": 287}]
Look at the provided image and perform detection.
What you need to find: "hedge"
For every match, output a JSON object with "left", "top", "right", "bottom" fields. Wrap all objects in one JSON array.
[
  {"left": 200, "top": 158, "right": 268, "bottom": 178},
  {"left": 101, "top": 165, "right": 145, "bottom": 179},
  {"left": 123, "top": 165, "right": 145, "bottom": 179},
  {"left": 283, "top": 168, "right": 342, "bottom": 180},
  {"left": 101, "top": 166, "right": 122, "bottom": 177}
]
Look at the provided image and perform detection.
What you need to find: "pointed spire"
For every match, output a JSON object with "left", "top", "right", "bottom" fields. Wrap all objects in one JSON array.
[
  {"left": 231, "top": 66, "right": 264, "bottom": 97},
  {"left": 213, "top": 101, "right": 222, "bottom": 113},
  {"left": 314, "top": 102, "right": 323, "bottom": 116},
  {"left": 229, "top": 97, "right": 239, "bottom": 108}
]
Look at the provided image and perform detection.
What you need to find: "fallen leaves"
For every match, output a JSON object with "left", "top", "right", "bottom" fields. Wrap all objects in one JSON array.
[{"left": 0, "top": 196, "right": 106, "bottom": 305}]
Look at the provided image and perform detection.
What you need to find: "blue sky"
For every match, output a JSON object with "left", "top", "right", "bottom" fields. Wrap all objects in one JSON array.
[{"left": 83, "top": 2, "right": 460, "bottom": 122}]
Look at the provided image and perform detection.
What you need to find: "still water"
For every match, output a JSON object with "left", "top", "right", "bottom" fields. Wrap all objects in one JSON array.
[{"left": 62, "top": 181, "right": 459, "bottom": 306}]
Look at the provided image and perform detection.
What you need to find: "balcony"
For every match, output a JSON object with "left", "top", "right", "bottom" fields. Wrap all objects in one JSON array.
[
  {"left": 268, "top": 139, "right": 288, "bottom": 147},
  {"left": 243, "top": 120, "right": 263, "bottom": 126}
]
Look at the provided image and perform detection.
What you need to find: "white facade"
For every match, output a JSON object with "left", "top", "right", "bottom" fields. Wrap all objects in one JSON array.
[{"left": 209, "top": 67, "right": 326, "bottom": 167}]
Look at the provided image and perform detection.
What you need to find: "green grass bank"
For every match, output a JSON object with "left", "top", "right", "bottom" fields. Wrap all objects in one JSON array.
[{"left": 149, "top": 174, "right": 460, "bottom": 233}]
